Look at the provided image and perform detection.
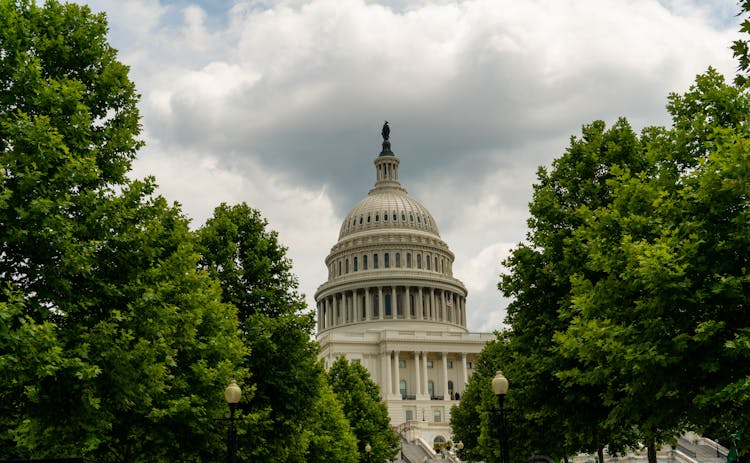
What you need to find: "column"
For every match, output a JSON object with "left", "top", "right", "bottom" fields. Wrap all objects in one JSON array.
[
  {"left": 461, "top": 352, "right": 468, "bottom": 394},
  {"left": 393, "top": 350, "right": 400, "bottom": 398},
  {"left": 421, "top": 351, "right": 429, "bottom": 396},
  {"left": 354, "top": 290, "right": 359, "bottom": 322},
  {"left": 413, "top": 351, "right": 421, "bottom": 399},
  {"left": 441, "top": 352, "right": 449, "bottom": 401},
  {"left": 430, "top": 289, "right": 436, "bottom": 320},
  {"left": 405, "top": 286, "right": 411, "bottom": 319},
  {"left": 391, "top": 286, "right": 397, "bottom": 318},
  {"left": 417, "top": 287, "right": 424, "bottom": 320},
  {"left": 381, "top": 351, "right": 390, "bottom": 395},
  {"left": 365, "top": 288, "right": 371, "bottom": 320},
  {"left": 378, "top": 287, "right": 384, "bottom": 319}
]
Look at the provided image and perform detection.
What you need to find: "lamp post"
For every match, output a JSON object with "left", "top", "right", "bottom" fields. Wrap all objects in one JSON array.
[
  {"left": 224, "top": 379, "right": 242, "bottom": 463},
  {"left": 492, "top": 371, "right": 510, "bottom": 463},
  {"left": 365, "top": 442, "right": 372, "bottom": 462}
]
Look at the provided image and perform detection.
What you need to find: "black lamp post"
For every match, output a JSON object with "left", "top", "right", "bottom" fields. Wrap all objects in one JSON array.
[
  {"left": 492, "top": 370, "right": 510, "bottom": 463},
  {"left": 224, "top": 379, "right": 242, "bottom": 463}
]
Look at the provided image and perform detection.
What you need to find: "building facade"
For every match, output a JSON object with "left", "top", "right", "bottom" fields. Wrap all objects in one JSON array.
[{"left": 315, "top": 129, "right": 494, "bottom": 447}]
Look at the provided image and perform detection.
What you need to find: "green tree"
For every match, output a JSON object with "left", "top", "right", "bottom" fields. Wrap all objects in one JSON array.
[
  {"left": 495, "top": 119, "right": 646, "bottom": 462},
  {"left": 0, "top": 1, "right": 247, "bottom": 460},
  {"left": 732, "top": 1, "right": 750, "bottom": 85},
  {"left": 305, "top": 379, "right": 359, "bottom": 463},
  {"left": 196, "top": 202, "right": 325, "bottom": 463},
  {"left": 557, "top": 69, "right": 750, "bottom": 461},
  {"left": 327, "top": 357, "right": 399, "bottom": 463}
]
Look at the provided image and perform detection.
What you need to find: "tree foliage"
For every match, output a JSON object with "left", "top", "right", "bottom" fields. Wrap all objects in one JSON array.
[
  {"left": 327, "top": 357, "right": 400, "bottom": 463},
  {"left": 196, "top": 202, "right": 328, "bottom": 463},
  {"left": 732, "top": 1, "right": 750, "bottom": 85},
  {"left": 470, "top": 68, "right": 750, "bottom": 463},
  {"left": 0, "top": 1, "right": 247, "bottom": 460}
]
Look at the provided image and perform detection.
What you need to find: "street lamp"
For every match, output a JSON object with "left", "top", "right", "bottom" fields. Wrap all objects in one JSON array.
[
  {"left": 365, "top": 442, "right": 372, "bottom": 462},
  {"left": 492, "top": 371, "right": 510, "bottom": 463},
  {"left": 225, "top": 379, "right": 242, "bottom": 463}
]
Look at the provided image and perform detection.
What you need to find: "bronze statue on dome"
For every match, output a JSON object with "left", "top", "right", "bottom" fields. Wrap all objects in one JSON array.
[{"left": 381, "top": 121, "right": 390, "bottom": 141}]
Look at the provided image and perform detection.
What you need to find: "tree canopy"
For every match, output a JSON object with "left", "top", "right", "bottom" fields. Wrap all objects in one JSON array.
[
  {"left": 0, "top": 1, "right": 248, "bottom": 460},
  {"left": 327, "top": 357, "right": 400, "bottom": 463},
  {"left": 452, "top": 67, "right": 750, "bottom": 463}
]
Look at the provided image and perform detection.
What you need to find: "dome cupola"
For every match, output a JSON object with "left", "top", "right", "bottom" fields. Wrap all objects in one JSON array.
[{"left": 315, "top": 123, "right": 468, "bottom": 335}]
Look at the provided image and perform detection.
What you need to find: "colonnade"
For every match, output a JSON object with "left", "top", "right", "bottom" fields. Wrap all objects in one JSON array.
[
  {"left": 317, "top": 285, "right": 466, "bottom": 331},
  {"left": 379, "top": 350, "right": 470, "bottom": 401}
]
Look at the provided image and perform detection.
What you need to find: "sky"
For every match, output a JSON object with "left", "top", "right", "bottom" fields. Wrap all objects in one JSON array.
[{"left": 82, "top": 0, "right": 741, "bottom": 333}]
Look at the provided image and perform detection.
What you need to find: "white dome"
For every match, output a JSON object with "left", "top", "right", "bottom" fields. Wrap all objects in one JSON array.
[{"left": 338, "top": 189, "right": 440, "bottom": 239}]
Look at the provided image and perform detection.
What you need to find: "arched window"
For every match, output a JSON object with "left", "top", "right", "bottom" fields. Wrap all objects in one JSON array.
[
  {"left": 345, "top": 259, "right": 349, "bottom": 273},
  {"left": 433, "top": 436, "right": 446, "bottom": 451},
  {"left": 354, "top": 256, "right": 358, "bottom": 271},
  {"left": 363, "top": 255, "right": 368, "bottom": 270},
  {"left": 338, "top": 261, "right": 342, "bottom": 276},
  {"left": 417, "top": 254, "right": 422, "bottom": 269},
  {"left": 435, "top": 256, "right": 438, "bottom": 272},
  {"left": 426, "top": 255, "right": 431, "bottom": 270},
  {"left": 373, "top": 254, "right": 379, "bottom": 269},
  {"left": 385, "top": 294, "right": 392, "bottom": 316},
  {"left": 393, "top": 212, "right": 397, "bottom": 221},
  {"left": 400, "top": 380, "right": 407, "bottom": 398},
  {"left": 407, "top": 253, "right": 412, "bottom": 268},
  {"left": 384, "top": 252, "right": 390, "bottom": 268},
  {"left": 396, "top": 253, "right": 401, "bottom": 267},
  {"left": 428, "top": 380, "right": 434, "bottom": 398},
  {"left": 375, "top": 213, "right": 379, "bottom": 222}
]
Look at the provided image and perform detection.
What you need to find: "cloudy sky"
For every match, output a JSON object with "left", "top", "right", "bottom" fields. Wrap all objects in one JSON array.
[{"left": 83, "top": 0, "right": 741, "bottom": 333}]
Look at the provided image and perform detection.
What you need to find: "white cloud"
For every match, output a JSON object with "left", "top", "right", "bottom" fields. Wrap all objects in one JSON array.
[{"left": 92, "top": 0, "right": 740, "bottom": 331}]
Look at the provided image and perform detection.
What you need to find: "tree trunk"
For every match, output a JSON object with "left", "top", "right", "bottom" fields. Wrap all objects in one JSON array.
[
  {"left": 647, "top": 444, "right": 657, "bottom": 463},
  {"left": 598, "top": 445, "right": 605, "bottom": 463}
]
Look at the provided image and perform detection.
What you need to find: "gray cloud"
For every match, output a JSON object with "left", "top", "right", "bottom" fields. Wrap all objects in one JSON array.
[{"left": 88, "top": 0, "right": 740, "bottom": 331}]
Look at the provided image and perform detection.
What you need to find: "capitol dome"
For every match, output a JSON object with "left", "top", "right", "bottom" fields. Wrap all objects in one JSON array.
[
  {"left": 315, "top": 124, "right": 494, "bottom": 447},
  {"left": 315, "top": 131, "right": 468, "bottom": 335},
  {"left": 338, "top": 184, "right": 440, "bottom": 239}
]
